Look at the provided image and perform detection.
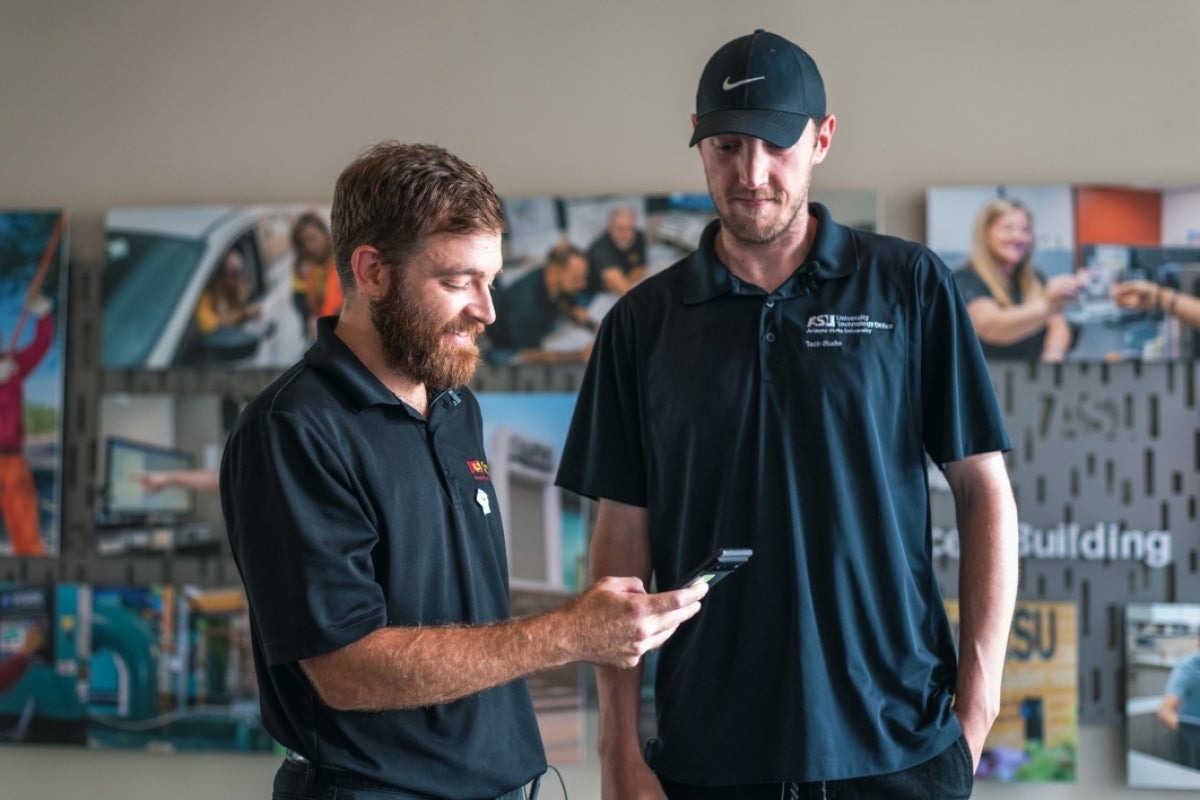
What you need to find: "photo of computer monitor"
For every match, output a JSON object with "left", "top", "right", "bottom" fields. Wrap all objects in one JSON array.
[{"left": 98, "top": 437, "right": 196, "bottom": 527}]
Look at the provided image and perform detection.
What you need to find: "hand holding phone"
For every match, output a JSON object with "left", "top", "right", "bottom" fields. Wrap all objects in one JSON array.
[{"left": 674, "top": 547, "right": 753, "bottom": 590}]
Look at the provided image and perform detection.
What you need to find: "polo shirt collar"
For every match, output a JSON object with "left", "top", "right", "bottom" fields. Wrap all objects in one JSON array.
[
  {"left": 683, "top": 202, "right": 858, "bottom": 303},
  {"left": 305, "top": 317, "right": 454, "bottom": 421}
]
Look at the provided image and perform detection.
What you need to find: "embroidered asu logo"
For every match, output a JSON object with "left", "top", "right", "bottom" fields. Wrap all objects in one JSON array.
[{"left": 466, "top": 460, "right": 490, "bottom": 481}]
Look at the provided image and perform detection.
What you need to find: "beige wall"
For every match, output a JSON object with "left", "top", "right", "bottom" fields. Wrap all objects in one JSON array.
[
  {"left": 3, "top": 0, "right": 1198, "bottom": 796},
  {"left": 5, "top": 0, "right": 1200, "bottom": 259}
]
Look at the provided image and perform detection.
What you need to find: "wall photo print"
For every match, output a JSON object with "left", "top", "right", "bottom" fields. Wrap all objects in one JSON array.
[
  {"left": 945, "top": 599, "right": 1078, "bottom": 783},
  {"left": 0, "top": 210, "right": 67, "bottom": 558},
  {"left": 95, "top": 392, "right": 235, "bottom": 557},
  {"left": 87, "top": 583, "right": 271, "bottom": 753},
  {"left": 0, "top": 582, "right": 271, "bottom": 753},
  {"left": 0, "top": 583, "right": 87, "bottom": 745},
  {"left": 927, "top": 184, "right": 1200, "bottom": 362},
  {"left": 102, "top": 205, "right": 335, "bottom": 370},
  {"left": 475, "top": 391, "right": 588, "bottom": 765},
  {"left": 1126, "top": 602, "right": 1200, "bottom": 790}
]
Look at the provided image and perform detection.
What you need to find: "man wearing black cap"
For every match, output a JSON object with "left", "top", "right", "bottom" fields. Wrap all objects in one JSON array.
[{"left": 557, "top": 30, "right": 1018, "bottom": 799}]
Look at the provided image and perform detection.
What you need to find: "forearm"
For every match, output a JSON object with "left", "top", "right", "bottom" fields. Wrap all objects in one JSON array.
[
  {"left": 170, "top": 470, "right": 220, "bottom": 492},
  {"left": 588, "top": 500, "right": 667, "bottom": 798},
  {"left": 590, "top": 499, "right": 653, "bottom": 761},
  {"left": 302, "top": 547, "right": 702, "bottom": 711},
  {"left": 601, "top": 267, "right": 633, "bottom": 295},
  {"left": 1158, "top": 696, "right": 1182, "bottom": 731},
  {"left": 1041, "top": 314, "right": 1072, "bottom": 361},
  {"left": 1116, "top": 283, "right": 1200, "bottom": 330},
  {"left": 955, "top": 541, "right": 1016, "bottom": 727},
  {"left": 971, "top": 299, "right": 1054, "bottom": 346},
  {"left": 217, "top": 306, "right": 253, "bottom": 326},
  {"left": 947, "top": 453, "right": 1019, "bottom": 737},
  {"left": 302, "top": 610, "right": 580, "bottom": 710},
  {"left": 596, "top": 661, "right": 648, "bottom": 758},
  {"left": 1165, "top": 289, "right": 1200, "bottom": 330}
]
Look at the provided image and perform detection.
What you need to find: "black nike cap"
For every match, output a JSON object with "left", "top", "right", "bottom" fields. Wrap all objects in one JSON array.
[{"left": 690, "top": 29, "right": 827, "bottom": 148}]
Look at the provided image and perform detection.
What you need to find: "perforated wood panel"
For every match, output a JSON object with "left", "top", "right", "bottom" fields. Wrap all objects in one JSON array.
[{"left": 5, "top": 253, "right": 1196, "bottom": 726}]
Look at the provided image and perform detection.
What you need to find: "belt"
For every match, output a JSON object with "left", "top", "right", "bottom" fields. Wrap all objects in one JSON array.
[{"left": 285, "top": 749, "right": 310, "bottom": 765}]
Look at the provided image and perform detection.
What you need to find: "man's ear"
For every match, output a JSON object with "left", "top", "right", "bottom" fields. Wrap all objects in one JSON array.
[
  {"left": 812, "top": 114, "right": 836, "bottom": 164},
  {"left": 350, "top": 245, "right": 389, "bottom": 299}
]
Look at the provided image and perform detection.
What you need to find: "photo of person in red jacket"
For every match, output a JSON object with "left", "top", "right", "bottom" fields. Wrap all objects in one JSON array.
[
  {"left": 0, "top": 210, "right": 65, "bottom": 558},
  {"left": 0, "top": 292, "right": 54, "bottom": 556}
]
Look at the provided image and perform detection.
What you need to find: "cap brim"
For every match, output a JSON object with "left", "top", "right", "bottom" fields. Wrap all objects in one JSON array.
[{"left": 689, "top": 110, "right": 811, "bottom": 148}]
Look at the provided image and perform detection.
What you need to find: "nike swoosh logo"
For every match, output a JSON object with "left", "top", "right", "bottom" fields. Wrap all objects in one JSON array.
[{"left": 723, "top": 75, "right": 765, "bottom": 91}]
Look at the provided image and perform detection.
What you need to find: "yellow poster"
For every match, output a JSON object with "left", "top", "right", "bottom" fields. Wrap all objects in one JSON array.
[{"left": 945, "top": 599, "right": 1078, "bottom": 782}]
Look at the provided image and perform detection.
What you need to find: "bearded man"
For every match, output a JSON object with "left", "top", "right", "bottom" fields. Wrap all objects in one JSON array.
[{"left": 221, "top": 142, "right": 707, "bottom": 800}]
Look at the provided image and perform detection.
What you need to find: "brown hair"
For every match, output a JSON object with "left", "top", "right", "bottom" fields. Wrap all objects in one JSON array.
[
  {"left": 330, "top": 142, "right": 505, "bottom": 286},
  {"left": 291, "top": 211, "right": 331, "bottom": 261},
  {"left": 545, "top": 242, "right": 586, "bottom": 269}
]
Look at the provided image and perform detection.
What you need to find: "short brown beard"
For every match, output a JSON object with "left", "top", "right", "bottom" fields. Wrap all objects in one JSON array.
[
  {"left": 708, "top": 184, "right": 808, "bottom": 246},
  {"left": 370, "top": 272, "right": 483, "bottom": 390}
]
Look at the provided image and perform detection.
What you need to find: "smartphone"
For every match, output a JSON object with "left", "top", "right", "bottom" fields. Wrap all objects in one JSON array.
[{"left": 674, "top": 547, "right": 753, "bottom": 589}]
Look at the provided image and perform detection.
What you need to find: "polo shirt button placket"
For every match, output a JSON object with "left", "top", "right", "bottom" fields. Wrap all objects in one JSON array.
[{"left": 760, "top": 296, "right": 785, "bottom": 382}]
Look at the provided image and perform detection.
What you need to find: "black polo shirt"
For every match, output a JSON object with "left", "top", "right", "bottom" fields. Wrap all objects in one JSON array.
[
  {"left": 221, "top": 318, "right": 545, "bottom": 797},
  {"left": 489, "top": 266, "right": 558, "bottom": 351},
  {"left": 586, "top": 229, "right": 647, "bottom": 296},
  {"left": 557, "top": 205, "right": 1010, "bottom": 784}
]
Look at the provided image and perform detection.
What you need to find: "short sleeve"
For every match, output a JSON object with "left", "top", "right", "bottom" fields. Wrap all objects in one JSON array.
[
  {"left": 920, "top": 262, "right": 1012, "bottom": 465},
  {"left": 1165, "top": 656, "right": 1200, "bottom": 701},
  {"left": 951, "top": 267, "right": 992, "bottom": 305},
  {"left": 222, "top": 411, "right": 387, "bottom": 666},
  {"left": 555, "top": 300, "right": 647, "bottom": 506}
]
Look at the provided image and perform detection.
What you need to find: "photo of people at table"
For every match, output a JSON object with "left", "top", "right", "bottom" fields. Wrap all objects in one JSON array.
[{"left": 1126, "top": 603, "right": 1200, "bottom": 790}]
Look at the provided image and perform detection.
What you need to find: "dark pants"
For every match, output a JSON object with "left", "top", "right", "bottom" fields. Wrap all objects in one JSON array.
[
  {"left": 659, "top": 734, "right": 974, "bottom": 800},
  {"left": 272, "top": 758, "right": 528, "bottom": 800}
]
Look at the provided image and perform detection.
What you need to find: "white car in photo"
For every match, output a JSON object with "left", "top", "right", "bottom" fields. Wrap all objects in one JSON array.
[{"left": 103, "top": 205, "right": 315, "bottom": 369}]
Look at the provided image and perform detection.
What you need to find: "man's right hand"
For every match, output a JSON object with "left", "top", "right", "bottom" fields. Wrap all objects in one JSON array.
[{"left": 560, "top": 576, "right": 706, "bottom": 668}]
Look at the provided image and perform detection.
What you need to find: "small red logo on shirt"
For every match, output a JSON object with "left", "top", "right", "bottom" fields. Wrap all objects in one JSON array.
[{"left": 466, "top": 460, "right": 490, "bottom": 480}]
